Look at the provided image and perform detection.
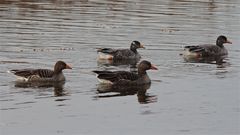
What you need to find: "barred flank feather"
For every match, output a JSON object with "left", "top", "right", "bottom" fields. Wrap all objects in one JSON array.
[{"left": 37, "top": 69, "right": 54, "bottom": 78}]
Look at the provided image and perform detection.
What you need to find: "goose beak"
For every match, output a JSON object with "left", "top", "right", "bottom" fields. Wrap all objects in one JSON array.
[
  {"left": 66, "top": 64, "right": 72, "bottom": 69},
  {"left": 140, "top": 44, "right": 145, "bottom": 49},
  {"left": 226, "top": 40, "right": 232, "bottom": 44},
  {"left": 150, "top": 64, "right": 158, "bottom": 70}
]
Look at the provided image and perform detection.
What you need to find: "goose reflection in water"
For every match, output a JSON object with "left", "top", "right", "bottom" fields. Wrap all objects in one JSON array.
[
  {"left": 183, "top": 55, "right": 229, "bottom": 66},
  {"left": 94, "top": 83, "right": 157, "bottom": 104},
  {"left": 14, "top": 81, "right": 67, "bottom": 97},
  {"left": 97, "top": 59, "right": 139, "bottom": 72}
]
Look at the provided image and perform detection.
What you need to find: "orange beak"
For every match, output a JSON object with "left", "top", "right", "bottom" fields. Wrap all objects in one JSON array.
[
  {"left": 65, "top": 64, "right": 72, "bottom": 69},
  {"left": 150, "top": 64, "right": 158, "bottom": 70}
]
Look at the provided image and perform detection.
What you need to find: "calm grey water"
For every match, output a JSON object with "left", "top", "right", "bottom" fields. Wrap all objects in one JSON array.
[{"left": 0, "top": 0, "right": 239, "bottom": 135}]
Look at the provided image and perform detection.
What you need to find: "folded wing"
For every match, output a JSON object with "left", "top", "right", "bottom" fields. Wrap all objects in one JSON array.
[
  {"left": 93, "top": 70, "right": 139, "bottom": 83},
  {"left": 10, "top": 69, "right": 54, "bottom": 78}
]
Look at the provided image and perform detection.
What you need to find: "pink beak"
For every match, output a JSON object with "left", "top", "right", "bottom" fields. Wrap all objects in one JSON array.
[
  {"left": 66, "top": 64, "right": 72, "bottom": 69},
  {"left": 150, "top": 64, "right": 158, "bottom": 70}
]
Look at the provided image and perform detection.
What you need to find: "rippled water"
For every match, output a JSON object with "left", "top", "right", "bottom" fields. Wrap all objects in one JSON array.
[{"left": 0, "top": 0, "right": 239, "bottom": 135}]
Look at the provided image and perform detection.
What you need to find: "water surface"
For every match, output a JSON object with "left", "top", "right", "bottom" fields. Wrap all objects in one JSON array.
[{"left": 0, "top": 0, "right": 239, "bottom": 135}]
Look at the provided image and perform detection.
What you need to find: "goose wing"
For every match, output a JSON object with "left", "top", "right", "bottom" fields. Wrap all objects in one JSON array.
[
  {"left": 184, "top": 44, "right": 224, "bottom": 57},
  {"left": 93, "top": 70, "right": 139, "bottom": 83},
  {"left": 10, "top": 69, "right": 54, "bottom": 78}
]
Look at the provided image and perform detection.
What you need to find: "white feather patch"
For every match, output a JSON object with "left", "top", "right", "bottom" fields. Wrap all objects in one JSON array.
[
  {"left": 98, "top": 52, "right": 113, "bottom": 60},
  {"left": 95, "top": 74, "right": 113, "bottom": 84},
  {"left": 98, "top": 78, "right": 113, "bottom": 84},
  {"left": 7, "top": 70, "right": 14, "bottom": 74},
  {"left": 7, "top": 70, "right": 29, "bottom": 82},
  {"left": 16, "top": 76, "right": 28, "bottom": 82},
  {"left": 183, "top": 49, "right": 199, "bottom": 57}
]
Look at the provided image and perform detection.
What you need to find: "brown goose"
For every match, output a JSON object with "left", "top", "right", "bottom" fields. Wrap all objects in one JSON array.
[
  {"left": 9, "top": 61, "right": 72, "bottom": 82},
  {"left": 183, "top": 35, "right": 232, "bottom": 58},
  {"left": 93, "top": 60, "right": 157, "bottom": 85},
  {"left": 97, "top": 41, "right": 145, "bottom": 60}
]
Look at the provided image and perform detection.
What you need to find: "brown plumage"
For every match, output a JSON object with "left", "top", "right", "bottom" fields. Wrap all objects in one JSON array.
[
  {"left": 9, "top": 61, "right": 72, "bottom": 82},
  {"left": 97, "top": 41, "right": 145, "bottom": 60},
  {"left": 93, "top": 60, "right": 158, "bottom": 85},
  {"left": 183, "top": 35, "right": 232, "bottom": 58}
]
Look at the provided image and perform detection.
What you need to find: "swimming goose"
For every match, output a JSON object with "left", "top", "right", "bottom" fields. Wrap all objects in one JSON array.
[
  {"left": 183, "top": 35, "right": 232, "bottom": 58},
  {"left": 93, "top": 60, "right": 157, "bottom": 85},
  {"left": 97, "top": 41, "right": 145, "bottom": 60},
  {"left": 9, "top": 61, "right": 72, "bottom": 82}
]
